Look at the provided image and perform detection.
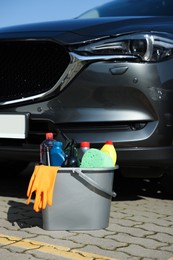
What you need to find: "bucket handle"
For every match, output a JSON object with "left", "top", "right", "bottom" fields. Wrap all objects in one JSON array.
[{"left": 72, "top": 168, "right": 117, "bottom": 197}]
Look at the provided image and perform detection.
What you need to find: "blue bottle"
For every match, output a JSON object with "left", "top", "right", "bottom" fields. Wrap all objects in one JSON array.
[{"left": 50, "top": 141, "right": 65, "bottom": 166}]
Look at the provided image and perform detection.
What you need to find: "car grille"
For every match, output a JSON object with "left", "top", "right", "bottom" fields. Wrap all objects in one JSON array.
[{"left": 0, "top": 40, "right": 70, "bottom": 104}]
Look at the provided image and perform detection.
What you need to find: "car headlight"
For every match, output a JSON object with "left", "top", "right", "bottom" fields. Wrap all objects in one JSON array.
[{"left": 75, "top": 32, "right": 173, "bottom": 62}]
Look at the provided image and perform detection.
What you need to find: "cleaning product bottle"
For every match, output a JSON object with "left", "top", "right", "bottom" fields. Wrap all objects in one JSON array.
[
  {"left": 40, "top": 132, "right": 56, "bottom": 165},
  {"left": 101, "top": 140, "right": 117, "bottom": 165},
  {"left": 50, "top": 141, "right": 65, "bottom": 166},
  {"left": 62, "top": 141, "right": 80, "bottom": 167},
  {"left": 78, "top": 141, "right": 90, "bottom": 161}
]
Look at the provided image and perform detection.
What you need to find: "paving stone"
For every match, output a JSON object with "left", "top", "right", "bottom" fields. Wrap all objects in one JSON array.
[
  {"left": 0, "top": 248, "right": 45, "bottom": 260},
  {"left": 135, "top": 223, "right": 173, "bottom": 234},
  {"left": 117, "top": 244, "right": 173, "bottom": 260},
  {"left": 147, "top": 233, "right": 173, "bottom": 243},
  {"left": 106, "top": 233, "right": 168, "bottom": 249}
]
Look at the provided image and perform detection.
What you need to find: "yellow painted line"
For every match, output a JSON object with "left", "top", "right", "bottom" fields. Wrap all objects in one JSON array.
[{"left": 0, "top": 234, "right": 118, "bottom": 260}]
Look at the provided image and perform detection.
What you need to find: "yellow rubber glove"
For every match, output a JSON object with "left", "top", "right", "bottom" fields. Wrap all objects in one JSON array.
[
  {"left": 26, "top": 165, "right": 40, "bottom": 200},
  {"left": 33, "top": 165, "right": 58, "bottom": 212},
  {"left": 26, "top": 165, "right": 59, "bottom": 212}
]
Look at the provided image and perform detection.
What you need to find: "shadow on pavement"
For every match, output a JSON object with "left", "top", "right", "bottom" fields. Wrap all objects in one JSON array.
[
  {"left": 113, "top": 170, "right": 173, "bottom": 201},
  {"left": 7, "top": 200, "right": 42, "bottom": 228}
]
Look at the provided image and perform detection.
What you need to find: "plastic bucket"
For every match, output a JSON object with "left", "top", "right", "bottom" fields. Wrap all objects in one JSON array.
[{"left": 42, "top": 166, "right": 118, "bottom": 230}]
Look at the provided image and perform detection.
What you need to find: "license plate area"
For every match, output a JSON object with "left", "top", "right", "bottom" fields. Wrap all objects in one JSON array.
[{"left": 0, "top": 113, "right": 29, "bottom": 139}]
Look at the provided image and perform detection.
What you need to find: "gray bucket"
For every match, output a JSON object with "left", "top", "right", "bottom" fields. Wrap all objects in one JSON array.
[{"left": 42, "top": 166, "right": 118, "bottom": 231}]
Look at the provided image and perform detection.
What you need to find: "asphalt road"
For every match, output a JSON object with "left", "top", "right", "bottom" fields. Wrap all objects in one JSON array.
[{"left": 0, "top": 163, "right": 173, "bottom": 260}]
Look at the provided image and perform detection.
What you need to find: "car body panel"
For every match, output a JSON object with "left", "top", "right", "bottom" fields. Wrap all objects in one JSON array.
[{"left": 1, "top": 17, "right": 173, "bottom": 41}]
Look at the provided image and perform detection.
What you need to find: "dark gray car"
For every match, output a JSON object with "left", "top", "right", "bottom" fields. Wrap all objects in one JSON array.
[{"left": 0, "top": 0, "right": 173, "bottom": 190}]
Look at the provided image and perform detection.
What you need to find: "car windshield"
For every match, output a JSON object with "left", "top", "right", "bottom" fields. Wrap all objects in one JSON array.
[{"left": 78, "top": 0, "right": 173, "bottom": 18}]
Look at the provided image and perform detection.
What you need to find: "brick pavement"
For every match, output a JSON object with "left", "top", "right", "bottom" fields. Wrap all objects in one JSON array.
[{"left": 0, "top": 191, "right": 173, "bottom": 260}]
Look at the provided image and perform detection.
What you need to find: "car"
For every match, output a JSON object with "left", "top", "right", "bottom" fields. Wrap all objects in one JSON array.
[{"left": 0, "top": 0, "right": 173, "bottom": 189}]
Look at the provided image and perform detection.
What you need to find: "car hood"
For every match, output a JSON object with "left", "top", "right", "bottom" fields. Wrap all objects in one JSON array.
[{"left": 0, "top": 16, "right": 173, "bottom": 43}]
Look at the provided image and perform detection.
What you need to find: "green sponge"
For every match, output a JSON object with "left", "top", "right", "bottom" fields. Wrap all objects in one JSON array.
[{"left": 80, "top": 148, "right": 114, "bottom": 168}]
